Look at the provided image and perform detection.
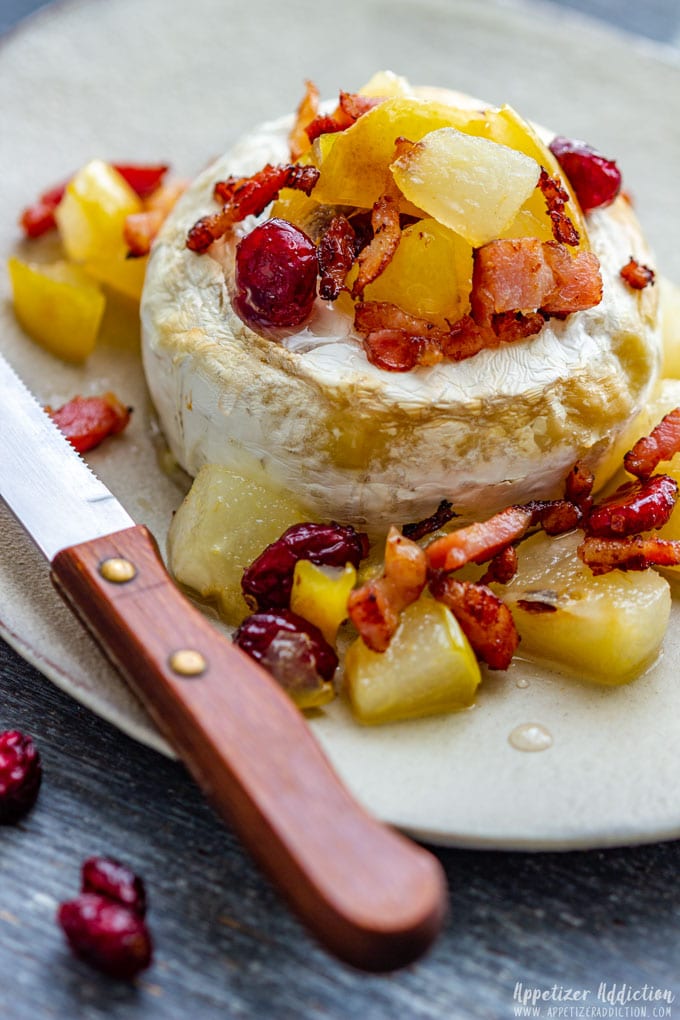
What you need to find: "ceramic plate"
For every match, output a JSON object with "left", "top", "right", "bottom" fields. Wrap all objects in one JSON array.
[{"left": 2, "top": 0, "right": 680, "bottom": 849}]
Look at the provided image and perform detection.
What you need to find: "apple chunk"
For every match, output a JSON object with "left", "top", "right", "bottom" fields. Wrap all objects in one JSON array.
[
  {"left": 391, "top": 127, "right": 541, "bottom": 247},
  {"left": 497, "top": 530, "right": 670, "bottom": 685}
]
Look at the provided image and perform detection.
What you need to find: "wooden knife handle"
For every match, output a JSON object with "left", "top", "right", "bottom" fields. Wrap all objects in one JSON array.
[{"left": 51, "top": 524, "right": 447, "bottom": 971}]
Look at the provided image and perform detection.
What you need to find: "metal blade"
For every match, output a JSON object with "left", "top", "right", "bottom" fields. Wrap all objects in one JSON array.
[{"left": 0, "top": 353, "right": 134, "bottom": 561}]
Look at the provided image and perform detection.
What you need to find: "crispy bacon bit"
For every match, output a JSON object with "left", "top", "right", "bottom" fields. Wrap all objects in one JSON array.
[
  {"left": 317, "top": 215, "right": 357, "bottom": 300},
  {"left": 586, "top": 475, "right": 678, "bottom": 537},
  {"left": 402, "top": 500, "right": 457, "bottom": 541},
  {"left": 624, "top": 408, "right": 680, "bottom": 480},
  {"left": 620, "top": 258, "right": 655, "bottom": 290},
  {"left": 479, "top": 544, "right": 519, "bottom": 585},
  {"left": 537, "top": 167, "right": 580, "bottom": 246},
  {"left": 186, "top": 163, "right": 320, "bottom": 253},
  {"left": 565, "top": 461, "right": 594, "bottom": 511},
  {"left": 338, "top": 91, "right": 382, "bottom": 122},
  {"left": 47, "top": 393, "right": 131, "bottom": 453},
  {"left": 124, "top": 179, "right": 188, "bottom": 257},
  {"left": 425, "top": 505, "right": 534, "bottom": 573},
  {"left": 347, "top": 527, "right": 427, "bottom": 652},
  {"left": 290, "top": 80, "right": 320, "bottom": 160},
  {"left": 528, "top": 498, "right": 583, "bottom": 536},
  {"left": 305, "top": 91, "right": 382, "bottom": 144},
  {"left": 429, "top": 576, "right": 519, "bottom": 670},
  {"left": 351, "top": 180, "right": 402, "bottom": 299},
  {"left": 578, "top": 535, "right": 680, "bottom": 575},
  {"left": 490, "top": 310, "right": 547, "bottom": 342},
  {"left": 19, "top": 181, "right": 67, "bottom": 238},
  {"left": 471, "top": 239, "right": 602, "bottom": 327},
  {"left": 362, "top": 328, "right": 443, "bottom": 371}
]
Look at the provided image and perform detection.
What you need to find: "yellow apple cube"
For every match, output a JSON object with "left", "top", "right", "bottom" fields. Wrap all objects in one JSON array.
[
  {"left": 498, "top": 530, "right": 670, "bottom": 685},
  {"left": 8, "top": 256, "right": 105, "bottom": 362},
  {"left": 290, "top": 560, "right": 357, "bottom": 644},
  {"left": 55, "top": 159, "right": 147, "bottom": 300},
  {"left": 391, "top": 128, "right": 541, "bottom": 247},
  {"left": 362, "top": 217, "right": 473, "bottom": 321},
  {"left": 167, "top": 463, "right": 312, "bottom": 625},
  {"left": 345, "top": 597, "right": 481, "bottom": 725}
]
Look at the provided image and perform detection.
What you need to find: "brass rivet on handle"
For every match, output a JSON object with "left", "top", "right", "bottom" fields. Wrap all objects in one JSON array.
[
  {"left": 99, "top": 557, "right": 137, "bottom": 583},
  {"left": 169, "top": 649, "right": 207, "bottom": 677}
]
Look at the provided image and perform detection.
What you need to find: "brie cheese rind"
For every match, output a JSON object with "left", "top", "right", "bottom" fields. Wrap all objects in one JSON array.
[{"left": 141, "top": 92, "right": 660, "bottom": 533}]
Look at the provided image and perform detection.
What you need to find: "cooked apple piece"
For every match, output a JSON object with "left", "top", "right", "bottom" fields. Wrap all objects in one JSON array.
[
  {"left": 167, "top": 463, "right": 311, "bottom": 625},
  {"left": 358, "top": 70, "right": 413, "bottom": 99},
  {"left": 498, "top": 530, "right": 670, "bottom": 685},
  {"left": 345, "top": 596, "right": 481, "bottom": 725},
  {"left": 391, "top": 128, "right": 541, "bottom": 248},
  {"left": 290, "top": 560, "right": 357, "bottom": 644},
  {"left": 311, "top": 97, "right": 486, "bottom": 210},
  {"left": 474, "top": 105, "right": 586, "bottom": 244},
  {"left": 55, "top": 159, "right": 147, "bottom": 300},
  {"left": 8, "top": 256, "right": 105, "bottom": 362},
  {"left": 361, "top": 217, "right": 473, "bottom": 321}
]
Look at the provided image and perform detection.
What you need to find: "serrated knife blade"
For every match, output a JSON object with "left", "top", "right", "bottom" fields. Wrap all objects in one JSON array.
[
  {"left": 0, "top": 354, "right": 134, "bottom": 559},
  {"left": 0, "top": 351, "right": 446, "bottom": 971}
]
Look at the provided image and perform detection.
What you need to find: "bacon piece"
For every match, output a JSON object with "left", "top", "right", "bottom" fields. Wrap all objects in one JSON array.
[
  {"left": 490, "top": 310, "right": 547, "bottom": 342},
  {"left": 439, "top": 315, "right": 496, "bottom": 362},
  {"left": 537, "top": 167, "right": 580, "bottom": 246},
  {"left": 19, "top": 181, "right": 67, "bottom": 238},
  {"left": 425, "top": 505, "right": 534, "bottom": 572},
  {"left": 124, "top": 179, "right": 188, "bottom": 257},
  {"left": 317, "top": 215, "right": 356, "bottom": 300},
  {"left": 479, "top": 544, "right": 519, "bottom": 585},
  {"left": 526, "top": 498, "right": 583, "bottom": 536},
  {"left": 47, "top": 393, "right": 131, "bottom": 454},
  {"left": 362, "top": 330, "right": 442, "bottom": 372},
  {"left": 347, "top": 527, "right": 427, "bottom": 652},
  {"left": 351, "top": 181, "right": 402, "bottom": 299},
  {"left": 186, "top": 163, "right": 320, "bottom": 253},
  {"left": 586, "top": 475, "right": 678, "bottom": 537},
  {"left": 565, "top": 461, "right": 594, "bottom": 511},
  {"left": 402, "top": 500, "right": 457, "bottom": 541},
  {"left": 471, "top": 238, "right": 602, "bottom": 327},
  {"left": 355, "top": 302, "right": 448, "bottom": 371},
  {"left": 624, "top": 408, "right": 680, "bottom": 479},
  {"left": 620, "top": 258, "right": 655, "bottom": 290},
  {"left": 305, "top": 91, "right": 382, "bottom": 144},
  {"left": 429, "top": 576, "right": 519, "bottom": 670},
  {"left": 290, "top": 80, "right": 320, "bottom": 160},
  {"left": 541, "top": 243, "right": 603, "bottom": 314},
  {"left": 578, "top": 535, "right": 680, "bottom": 575}
]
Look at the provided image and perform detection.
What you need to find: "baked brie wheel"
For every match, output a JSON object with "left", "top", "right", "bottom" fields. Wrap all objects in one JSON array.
[{"left": 141, "top": 79, "right": 660, "bottom": 533}]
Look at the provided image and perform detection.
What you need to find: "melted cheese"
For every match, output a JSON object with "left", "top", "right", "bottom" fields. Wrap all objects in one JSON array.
[{"left": 141, "top": 97, "right": 660, "bottom": 532}]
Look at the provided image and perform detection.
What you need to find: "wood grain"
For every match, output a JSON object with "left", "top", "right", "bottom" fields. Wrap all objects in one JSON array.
[{"left": 50, "top": 524, "right": 447, "bottom": 971}]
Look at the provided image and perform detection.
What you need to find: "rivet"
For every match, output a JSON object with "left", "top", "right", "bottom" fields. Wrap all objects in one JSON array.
[
  {"left": 100, "top": 557, "right": 137, "bottom": 583},
  {"left": 169, "top": 649, "right": 207, "bottom": 677}
]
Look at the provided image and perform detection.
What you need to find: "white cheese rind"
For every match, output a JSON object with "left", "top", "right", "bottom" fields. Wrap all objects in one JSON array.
[{"left": 141, "top": 101, "right": 660, "bottom": 531}]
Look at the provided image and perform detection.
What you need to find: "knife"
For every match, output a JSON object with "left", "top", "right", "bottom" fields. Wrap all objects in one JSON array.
[{"left": 0, "top": 352, "right": 447, "bottom": 971}]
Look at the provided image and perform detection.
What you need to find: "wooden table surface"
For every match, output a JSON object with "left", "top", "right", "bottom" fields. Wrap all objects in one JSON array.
[{"left": 2, "top": 2, "right": 680, "bottom": 1018}]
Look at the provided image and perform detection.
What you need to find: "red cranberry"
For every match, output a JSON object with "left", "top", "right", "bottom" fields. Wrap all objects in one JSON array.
[
  {"left": 549, "top": 136, "right": 622, "bottom": 212},
  {"left": 57, "top": 894, "right": 152, "bottom": 980},
  {"left": 242, "top": 521, "right": 369, "bottom": 610},
  {"left": 234, "top": 217, "right": 318, "bottom": 329},
  {"left": 0, "top": 730, "right": 42, "bottom": 824},
  {"left": 82, "top": 857, "right": 147, "bottom": 917},
  {"left": 234, "top": 609, "right": 339, "bottom": 686}
]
